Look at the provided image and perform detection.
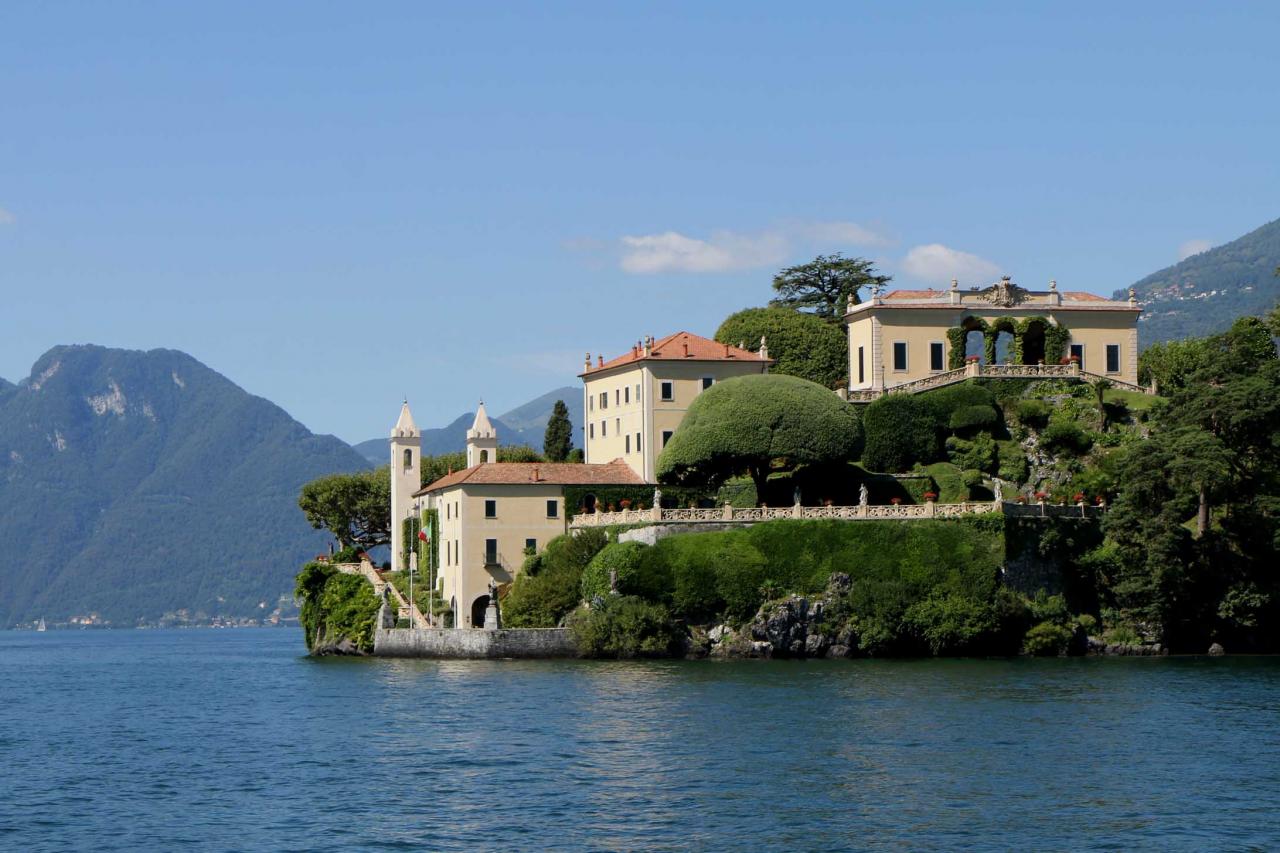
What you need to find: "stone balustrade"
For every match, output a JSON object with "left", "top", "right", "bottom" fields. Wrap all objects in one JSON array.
[
  {"left": 570, "top": 499, "right": 1104, "bottom": 528},
  {"left": 848, "top": 362, "right": 1151, "bottom": 401}
]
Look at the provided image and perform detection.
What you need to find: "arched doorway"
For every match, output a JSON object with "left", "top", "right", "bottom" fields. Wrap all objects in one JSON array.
[
  {"left": 965, "top": 330, "right": 985, "bottom": 362},
  {"left": 582, "top": 493, "right": 597, "bottom": 513},
  {"left": 1021, "top": 319, "right": 1047, "bottom": 364},
  {"left": 989, "top": 318, "right": 1018, "bottom": 364},
  {"left": 471, "top": 595, "right": 489, "bottom": 628}
]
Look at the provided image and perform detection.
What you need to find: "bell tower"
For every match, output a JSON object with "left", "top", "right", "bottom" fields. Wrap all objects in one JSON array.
[
  {"left": 466, "top": 401, "right": 498, "bottom": 468},
  {"left": 389, "top": 400, "right": 421, "bottom": 573}
]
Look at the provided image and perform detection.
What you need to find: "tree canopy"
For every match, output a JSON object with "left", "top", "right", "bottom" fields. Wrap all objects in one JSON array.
[
  {"left": 655, "top": 373, "right": 863, "bottom": 494},
  {"left": 714, "top": 306, "right": 847, "bottom": 388},
  {"left": 297, "top": 466, "right": 391, "bottom": 550},
  {"left": 770, "top": 253, "right": 891, "bottom": 319},
  {"left": 543, "top": 399, "right": 573, "bottom": 462}
]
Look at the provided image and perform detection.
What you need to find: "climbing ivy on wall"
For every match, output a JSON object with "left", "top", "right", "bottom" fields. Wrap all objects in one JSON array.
[{"left": 948, "top": 315, "right": 1069, "bottom": 366}]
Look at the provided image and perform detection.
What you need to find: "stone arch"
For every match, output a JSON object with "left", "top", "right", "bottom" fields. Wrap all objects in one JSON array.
[
  {"left": 582, "top": 492, "right": 597, "bottom": 513},
  {"left": 479, "top": 449, "right": 489, "bottom": 463},
  {"left": 987, "top": 317, "right": 1019, "bottom": 364},
  {"left": 1020, "top": 317, "right": 1049, "bottom": 364},
  {"left": 470, "top": 594, "right": 490, "bottom": 629}
]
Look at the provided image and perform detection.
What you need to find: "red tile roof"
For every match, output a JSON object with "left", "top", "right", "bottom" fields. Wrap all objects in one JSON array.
[
  {"left": 882, "top": 289, "right": 945, "bottom": 299},
  {"left": 581, "top": 331, "right": 769, "bottom": 376},
  {"left": 415, "top": 459, "right": 644, "bottom": 495}
]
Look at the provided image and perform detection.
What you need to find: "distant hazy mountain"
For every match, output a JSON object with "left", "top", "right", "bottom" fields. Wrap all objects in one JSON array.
[
  {"left": 1120, "top": 217, "right": 1280, "bottom": 346},
  {"left": 0, "top": 345, "right": 371, "bottom": 628},
  {"left": 352, "top": 385, "right": 579, "bottom": 464}
]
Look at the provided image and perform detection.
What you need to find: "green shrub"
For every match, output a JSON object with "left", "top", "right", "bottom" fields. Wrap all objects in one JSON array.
[
  {"left": 948, "top": 433, "right": 997, "bottom": 473},
  {"left": 1040, "top": 416, "right": 1093, "bottom": 456},
  {"left": 998, "top": 452, "right": 1029, "bottom": 484},
  {"left": 902, "top": 594, "right": 997, "bottom": 655},
  {"left": 568, "top": 596, "right": 683, "bottom": 658},
  {"left": 580, "top": 541, "right": 648, "bottom": 600},
  {"left": 1076, "top": 613, "right": 1099, "bottom": 635},
  {"left": 961, "top": 468, "right": 984, "bottom": 489},
  {"left": 1022, "top": 620, "right": 1074, "bottom": 656},
  {"left": 922, "top": 381, "right": 998, "bottom": 425},
  {"left": 294, "top": 561, "right": 380, "bottom": 653},
  {"left": 503, "top": 531, "right": 607, "bottom": 627},
  {"left": 1015, "top": 399, "right": 1051, "bottom": 428},
  {"left": 863, "top": 394, "right": 940, "bottom": 472},
  {"left": 949, "top": 404, "right": 999, "bottom": 433},
  {"left": 714, "top": 306, "right": 848, "bottom": 388},
  {"left": 1028, "top": 590, "right": 1070, "bottom": 625}
]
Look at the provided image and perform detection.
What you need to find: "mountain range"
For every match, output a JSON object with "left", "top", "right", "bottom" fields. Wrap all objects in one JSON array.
[
  {"left": 351, "top": 386, "right": 579, "bottom": 465},
  {"left": 1121, "top": 217, "right": 1280, "bottom": 346},
  {"left": 0, "top": 346, "right": 370, "bottom": 628}
]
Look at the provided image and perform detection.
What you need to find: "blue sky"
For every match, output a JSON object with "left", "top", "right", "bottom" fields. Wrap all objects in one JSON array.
[{"left": 2, "top": 2, "right": 1277, "bottom": 443}]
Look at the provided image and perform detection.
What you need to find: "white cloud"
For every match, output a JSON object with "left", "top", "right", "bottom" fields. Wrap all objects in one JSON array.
[
  {"left": 900, "top": 243, "right": 1002, "bottom": 286},
  {"left": 620, "top": 230, "right": 788, "bottom": 274},
  {"left": 1178, "top": 239, "right": 1212, "bottom": 261},
  {"left": 790, "top": 220, "right": 893, "bottom": 248},
  {"left": 617, "top": 220, "right": 890, "bottom": 274},
  {"left": 0, "top": 208, "right": 14, "bottom": 225}
]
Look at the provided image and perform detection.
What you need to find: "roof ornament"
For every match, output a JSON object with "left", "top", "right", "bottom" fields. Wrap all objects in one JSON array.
[{"left": 981, "top": 275, "right": 1028, "bottom": 307}]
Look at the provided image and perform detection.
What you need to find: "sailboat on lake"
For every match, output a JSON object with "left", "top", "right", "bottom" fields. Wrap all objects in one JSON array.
[{"left": 36, "top": 618, "right": 47, "bottom": 632}]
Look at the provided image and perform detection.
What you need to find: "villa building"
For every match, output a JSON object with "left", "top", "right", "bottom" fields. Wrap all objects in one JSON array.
[
  {"left": 410, "top": 405, "right": 643, "bottom": 628},
  {"left": 579, "top": 331, "right": 773, "bottom": 481},
  {"left": 846, "top": 277, "right": 1141, "bottom": 395}
]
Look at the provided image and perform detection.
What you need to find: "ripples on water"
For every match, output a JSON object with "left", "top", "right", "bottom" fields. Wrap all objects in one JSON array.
[{"left": 1, "top": 630, "right": 1278, "bottom": 851}]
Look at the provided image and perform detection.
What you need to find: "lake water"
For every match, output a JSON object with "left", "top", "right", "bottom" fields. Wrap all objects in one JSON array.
[{"left": 2, "top": 629, "right": 1278, "bottom": 851}]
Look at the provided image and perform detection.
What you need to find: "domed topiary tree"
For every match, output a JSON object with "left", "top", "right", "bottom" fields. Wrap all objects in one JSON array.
[
  {"left": 655, "top": 374, "right": 863, "bottom": 495},
  {"left": 714, "top": 307, "right": 848, "bottom": 388}
]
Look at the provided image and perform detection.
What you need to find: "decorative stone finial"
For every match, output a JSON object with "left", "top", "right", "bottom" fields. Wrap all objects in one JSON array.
[
  {"left": 950, "top": 278, "right": 958, "bottom": 291},
  {"left": 1049, "top": 279, "right": 1057, "bottom": 292},
  {"left": 1128, "top": 286, "right": 1137, "bottom": 305}
]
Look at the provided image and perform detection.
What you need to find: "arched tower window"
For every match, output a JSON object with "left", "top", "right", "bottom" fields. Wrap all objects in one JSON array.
[
  {"left": 403, "top": 448, "right": 413, "bottom": 470},
  {"left": 480, "top": 449, "right": 489, "bottom": 463}
]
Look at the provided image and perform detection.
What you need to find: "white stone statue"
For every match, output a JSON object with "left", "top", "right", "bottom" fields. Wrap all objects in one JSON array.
[
  {"left": 653, "top": 487, "right": 662, "bottom": 509},
  {"left": 793, "top": 486, "right": 802, "bottom": 506},
  {"left": 859, "top": 483, "right": 869, "bottom": 507},
  {"left": 993, "top": 478, "right": 1003, "bottom": 503}
]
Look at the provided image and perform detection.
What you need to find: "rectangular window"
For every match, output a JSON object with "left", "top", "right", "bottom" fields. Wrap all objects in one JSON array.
[
  {"left": 525, "top": 538, "right": 536, "bottom": 552},
  {"left": 635, "top": 383, "right": 641, "bottom": 400},
  {"left": 1106, "top": 344, "right": 1120, "bottom": 374},
  {"left": 660, "top": 381, "right": 674, "bottom": 401},
  {"left": 546, "top": 499, "right": 558, "bottom": 518},
  {"left": 599, "top": 391, "right": 608, "bottom": 410},
  {"left": 1071, "top": 344, "right": 1084, "bottom": 371},
  {"left": 625, "top": 434, "right": 631, "bottom": 453},
  {"left": 484, "top": 499, "right": 496, "bottom": 518},
  {"left": 662, "top": 430, "right": 673, "bottom": 447},
  {"left": 893, "top": 342, "right": 908, "bottom": 372},
  {"left": 446, "top": 503, "right": 450, "bottom": 520},
  {"left": 615, "top": 389, "right": 620, "bottom": 405},
  {"left": 858, "top": 346, "right": 865, "bottom": 384},
  {"left": 615, "top": 417, "right": 620, "bottom": 434},
  {"left": 701, "top": 377, "right": 714, "bottom": 390},
  {"left": 589, "top": 423, "right": 595, "bottom": 439},
  {"left": 930, "top": 341, "right": 944, "bottom": 372},
  {"left": 485, "top": 539, "right": 497, "bottom": 565},
  {"left": 624, "top": 386, "right": 630, "bottom": 404},
  {"left": 589, "top": 395, "right": 593, "bottom": 411},
  {"left": 601, "top": 420, "right": 606, "bottom": 437},
  {"left": 636, "top": 432, "right": 642, "bottom": 452}
]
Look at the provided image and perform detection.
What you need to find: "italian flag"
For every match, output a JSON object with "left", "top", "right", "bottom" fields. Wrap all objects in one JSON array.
[{"left": 418, "top": 529, "right": 429, "bottom": 543}]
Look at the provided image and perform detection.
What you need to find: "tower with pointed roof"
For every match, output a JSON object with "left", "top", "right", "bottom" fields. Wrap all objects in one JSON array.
[
  {"left": 466, "top": 401, "right": 498, "bottom": 468},
  {"left": 390, "top": 401, "right": 421, "bottom": 572}
]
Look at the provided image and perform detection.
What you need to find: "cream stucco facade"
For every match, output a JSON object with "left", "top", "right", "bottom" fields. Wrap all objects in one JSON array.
[
  {"left": 414, "top": 405, "right": 643, "bottom": 628},
  {"left": 846, "top": 278, "right": 1141, "bottom": 392},
  {"left": 579, "top": 332, "right": 772, "bottom": 481}
]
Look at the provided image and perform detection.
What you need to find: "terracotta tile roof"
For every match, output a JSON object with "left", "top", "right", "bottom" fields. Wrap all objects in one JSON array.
[
  {"left": 415, "top": 459, "right": 644, "bottom": 495},
  {"left": 882, "top": 289, "right": 945, "bottom": 299},
  {"left": 581, "top": 331, "right": 769, "bottom": 376}
]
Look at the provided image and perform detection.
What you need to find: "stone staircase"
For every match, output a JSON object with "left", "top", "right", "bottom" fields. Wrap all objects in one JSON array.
[{"left": 847, "top": 362, "right": 1151, "bottom": 401}]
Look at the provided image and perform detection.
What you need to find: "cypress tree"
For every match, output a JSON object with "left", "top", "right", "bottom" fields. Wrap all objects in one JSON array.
[{"left": 543, "top": 400, "right": 573, "bottom": 462}]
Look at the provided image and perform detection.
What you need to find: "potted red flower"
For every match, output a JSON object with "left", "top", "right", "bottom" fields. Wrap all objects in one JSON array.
[
  {"left": 1073, "top": 492, "right": 1086, "bottom": 504},
  {"left": 965, "top": 355, "right": 980, "bottom": 363},
  {"left": 619, "top": 499, "right": 632, "bottom": 510},
  {"left": 890, "top": 497, "right": 903, "bottom": 506},
  {"left": 923, "top": 491, "right": 938, "bottom": 502},
  {"left": 1034, "top": 491, "right": 1049, "bottom": 503}
]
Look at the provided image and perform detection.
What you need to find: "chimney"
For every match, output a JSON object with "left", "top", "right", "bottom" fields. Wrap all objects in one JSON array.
[
  {"left": 598, "top": 354, "right": 604, "bottom": 367},
  {"left": 724, "top": 343, "right": 731, "bottom": 357},
  {"left": 532, "top": 465, "right": 539, "bottom": 482},
  {"left": 683, "top": 341, "right": 689, "bottom": 357}
]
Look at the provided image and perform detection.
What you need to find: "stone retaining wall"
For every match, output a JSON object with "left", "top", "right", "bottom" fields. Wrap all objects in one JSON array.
[{"left": 374, "top": 627, "right": 578, "bottom": 659}]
